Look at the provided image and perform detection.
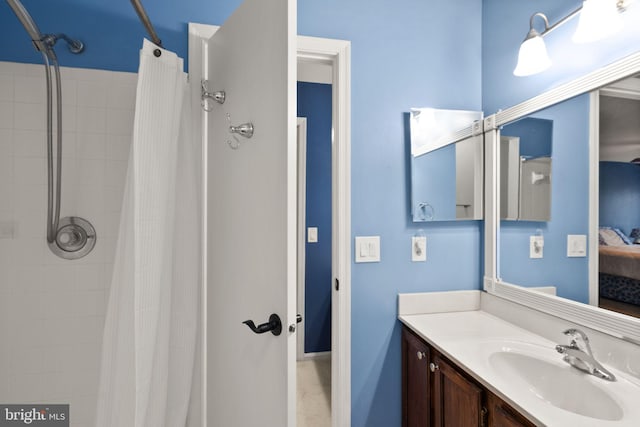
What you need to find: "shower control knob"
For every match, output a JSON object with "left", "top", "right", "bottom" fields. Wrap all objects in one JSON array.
[{"left": 429, "top": 362, "right": 439, "bottom": 372}]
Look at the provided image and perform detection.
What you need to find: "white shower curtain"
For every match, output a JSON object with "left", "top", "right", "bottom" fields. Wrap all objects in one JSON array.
[{"left": 96, "top": 39, "right": 201, "bottom": 427}]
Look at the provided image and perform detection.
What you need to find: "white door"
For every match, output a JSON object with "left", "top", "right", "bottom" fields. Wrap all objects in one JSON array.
[{"left": 206, "top": 0, "right": 297, "bottom": 426}]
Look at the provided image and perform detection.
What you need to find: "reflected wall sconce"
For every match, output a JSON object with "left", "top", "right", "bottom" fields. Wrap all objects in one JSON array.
[{"left": 514, "top": 0, "right": 626, "bottom": 77}]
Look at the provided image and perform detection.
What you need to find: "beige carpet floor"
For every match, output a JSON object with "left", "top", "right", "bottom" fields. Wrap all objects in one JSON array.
[{"left": 297, "top": 356, "right": 331, "bottom": 427}]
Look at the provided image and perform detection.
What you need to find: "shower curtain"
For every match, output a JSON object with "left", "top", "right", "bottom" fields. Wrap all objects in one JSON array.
[{"left": 96, "top": 39, "right": 201, "bottom": 427}]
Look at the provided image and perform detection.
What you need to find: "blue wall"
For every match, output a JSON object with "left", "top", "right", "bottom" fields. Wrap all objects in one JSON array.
[
  {"left": 482, "top": 0, "right": 640, "bottom": 114},
  {"left": 502, "top": 117, "right": 553, "bottom": 159},
  {"left": 600, "top": 161, "right": 640, "bottom": 236},
  {"left": 499, "top": 96, "right": 590, "bottom": 303},
  {"left": 302, "top": 3, "right": 483, "bottom": 425},
  {"left": 297, "top": 82, "right": 332, "bottom": 354},
  {"left": 411, "top": 144, "right": 456, "bottom": 220},
  {"left": 0, "top": 1, "right": 480, "bottom": 426}
]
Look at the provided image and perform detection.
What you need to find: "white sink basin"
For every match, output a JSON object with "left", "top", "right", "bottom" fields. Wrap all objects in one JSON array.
[{"left": 490, "top": 350, "right": 623, "bottom": 421}]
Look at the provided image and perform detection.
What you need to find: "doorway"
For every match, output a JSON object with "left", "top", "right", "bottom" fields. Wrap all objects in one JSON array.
[
  {"left": 296, "top": 64, "right": 333, "bottom": 425},
  {"left": 590, "top": 75, "right": 640, "bottom": 319},
  {"left": 189, "top": 23, "right": 352, "bottom": 426}
]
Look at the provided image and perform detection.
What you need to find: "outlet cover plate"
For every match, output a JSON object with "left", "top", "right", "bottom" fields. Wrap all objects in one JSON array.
[{"left": 412, "top": 236, "right": 426, "bottom": 262}]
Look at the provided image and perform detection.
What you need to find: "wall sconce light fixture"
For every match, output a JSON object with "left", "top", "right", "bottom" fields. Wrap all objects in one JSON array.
[{"left": 514, "top": 0, "right": 626, "bottom": 77}]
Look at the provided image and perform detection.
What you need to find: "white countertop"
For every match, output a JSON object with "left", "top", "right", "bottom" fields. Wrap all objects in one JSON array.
[{"left": 399, "top": 310, "right": 640, "bottom": 427}]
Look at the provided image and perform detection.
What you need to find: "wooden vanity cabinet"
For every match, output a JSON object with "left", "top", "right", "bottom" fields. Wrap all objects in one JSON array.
[
  {"left": 402, "top": 326, "right": 535, "bottom": 427},
  {"left": 486, "top": 391, "right": 534, "bottom": 427},
  {"left": 402, "top": 327, "right": 431, "bottom": 426},
  {"left": 431, "top": 353, "right": 483, "bottom": 426}
]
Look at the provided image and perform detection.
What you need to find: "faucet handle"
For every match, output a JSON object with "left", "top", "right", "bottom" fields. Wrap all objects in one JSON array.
[
  {"left": 563, "top": 328, "right": 593, "bottom": 354},
  {"left": 563, "top": 328, "right": 589, "bottom": 341}
]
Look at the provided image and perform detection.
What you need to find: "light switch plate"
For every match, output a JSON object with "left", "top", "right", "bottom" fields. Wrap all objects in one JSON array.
[
  {"left": 307, "top": 227, "right": 318, "bottom": 243},
  {"left": 355, "top": 236, "right": 380, "bottom": 263},
  {"left": 567, "top": 234, "right": 587, "bottom": 257},
  {"left": 412, "top": 236, "right": 426, "bottom": 262}
]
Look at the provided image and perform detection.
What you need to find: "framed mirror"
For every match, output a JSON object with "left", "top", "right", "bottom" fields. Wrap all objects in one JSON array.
[
  {"left": 409, "top": 108, "right": 483, "bottom": 222},
  {"left": 484, "top": 51, "right": 640, "bottom": 344}
]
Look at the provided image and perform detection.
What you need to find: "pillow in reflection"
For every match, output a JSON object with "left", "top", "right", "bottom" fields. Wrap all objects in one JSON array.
[
  {"left": 599, "top": 227, "right": 631, "bottom": 246},
  {"left": 631, "top": 228, "right": 640, "bottom": 244}
]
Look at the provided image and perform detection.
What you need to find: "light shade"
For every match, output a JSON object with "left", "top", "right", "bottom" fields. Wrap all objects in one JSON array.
[
  {"left": 573, "top": 0, "right": 623, "bottom": 43},
  {"left": 513, "top": 30, "right": 552, "bottom": 76}
]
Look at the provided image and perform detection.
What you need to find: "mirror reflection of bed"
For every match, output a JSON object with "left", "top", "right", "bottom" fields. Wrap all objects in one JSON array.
[{"left": 598, "top": 75, "right": 640, "bottom": 318}]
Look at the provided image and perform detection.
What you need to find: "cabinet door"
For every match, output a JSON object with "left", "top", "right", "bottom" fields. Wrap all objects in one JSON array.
[
  {"left": 402, "top": 328, "right": 431, "bottom": 427},
  {"left": 487, "top": 392, "right": 535, "bottom": 427},
  {"left": 432, "top": 354, "right": 483, "bottom": 427}
]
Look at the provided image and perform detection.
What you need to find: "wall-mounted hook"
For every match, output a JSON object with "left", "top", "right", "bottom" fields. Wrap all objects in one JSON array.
[
  {"left": 229, "top": 122, "right": 254, "bottom": 138},
  {"left": 201, "top": 79, "right": 225, "bottom": 112},
  {"left": 417, "top": 202, "right": 434, "bottom": 221}
]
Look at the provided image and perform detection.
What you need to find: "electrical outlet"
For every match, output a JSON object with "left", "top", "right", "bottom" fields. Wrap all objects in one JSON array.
[
  {"left": 412, "top": 236, "right": 426, "bottom": 262},
  {"left": 530, "top": 235, "right": 543, "bottom": 259}
]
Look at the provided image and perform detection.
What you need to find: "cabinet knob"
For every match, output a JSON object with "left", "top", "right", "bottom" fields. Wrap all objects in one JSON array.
[
  {"left": 416, "top": 351, "right": 426, "bottom": 360},
  {"left": 429, "top": 362, "right": 439, "bottom": 372}
]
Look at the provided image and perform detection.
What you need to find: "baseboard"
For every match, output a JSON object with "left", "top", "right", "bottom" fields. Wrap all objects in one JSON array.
[{"left": 302, "top": 351, "right": 331, "bottom": 360}]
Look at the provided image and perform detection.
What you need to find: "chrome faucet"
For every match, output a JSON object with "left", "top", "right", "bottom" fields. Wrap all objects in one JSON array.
[{"left": 555, "top": 328, "right": 616, "bottom": 381}]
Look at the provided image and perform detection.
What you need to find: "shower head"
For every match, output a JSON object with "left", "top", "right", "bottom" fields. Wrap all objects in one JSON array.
[
  {"left": 5, "top": 0, "right": 46, "bottom": 51},
  {"left": 5, "top": 0, "right": 84, "bottom": 56}
]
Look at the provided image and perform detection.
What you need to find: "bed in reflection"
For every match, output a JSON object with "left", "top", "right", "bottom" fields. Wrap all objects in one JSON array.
[{"left": 598, "top": 228, "right": 640, "bottom": 313}]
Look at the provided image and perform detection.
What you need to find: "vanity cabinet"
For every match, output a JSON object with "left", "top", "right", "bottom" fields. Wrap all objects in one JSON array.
[
  {"left": 431, "top": 353, "right": 483, "bottom": 426},
  {"left": 486, "top": 392, "right": 533, "bottom": 427},
  {"left": 402, "top": 326, "right": 431, "bottom": 426},
  {"left": 402, "top": 326, "right": 534, "bottom": 427}
]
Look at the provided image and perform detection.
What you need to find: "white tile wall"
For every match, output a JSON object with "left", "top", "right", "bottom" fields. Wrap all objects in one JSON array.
[{"left": 0, "top": 61, "right": 136, "bottom": 427}]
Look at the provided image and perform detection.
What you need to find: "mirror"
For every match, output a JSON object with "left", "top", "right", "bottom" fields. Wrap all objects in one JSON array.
[
  {"left": 411, "top": 135, "right": 484, "bottom": 221},
  {"left": 499, "top": 95, "right": 590, "bottom": 303},
  {"left": 495, "top": 72, "right": 640, "bottom": 332},
  {"left": 409, "top": 108, "right": 483, "bottom": 222},
  {"left": 500, "top": 117, "right": 553, "bottom": 221}
]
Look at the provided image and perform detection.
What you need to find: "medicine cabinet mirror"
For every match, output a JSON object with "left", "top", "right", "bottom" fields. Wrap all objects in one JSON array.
[
  {"left": 500, "top": 117, "right": 553, "bottom": 222},
  {"left": 409, "top": 108, "right": 483, "bottom": 222}
]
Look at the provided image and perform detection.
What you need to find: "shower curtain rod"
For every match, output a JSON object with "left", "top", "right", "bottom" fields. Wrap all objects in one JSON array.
[{"left": 130, "top": 0, "right": 162, "bottom": 50}]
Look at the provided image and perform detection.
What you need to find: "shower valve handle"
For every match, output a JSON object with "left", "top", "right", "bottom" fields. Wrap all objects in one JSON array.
[{"left": 242, "top": 313, "right": 282, "bottom": 336}]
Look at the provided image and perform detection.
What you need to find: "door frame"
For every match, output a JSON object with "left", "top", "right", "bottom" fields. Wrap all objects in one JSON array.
[
  {"left": 588, "top": 91, "right": 600, "bottom": 307},
  {"left": 296, "top": 117, "right": 307, "bottom": 361},
  {"left": 189, "top": 24, "right": 352, "bottom": 427}
]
